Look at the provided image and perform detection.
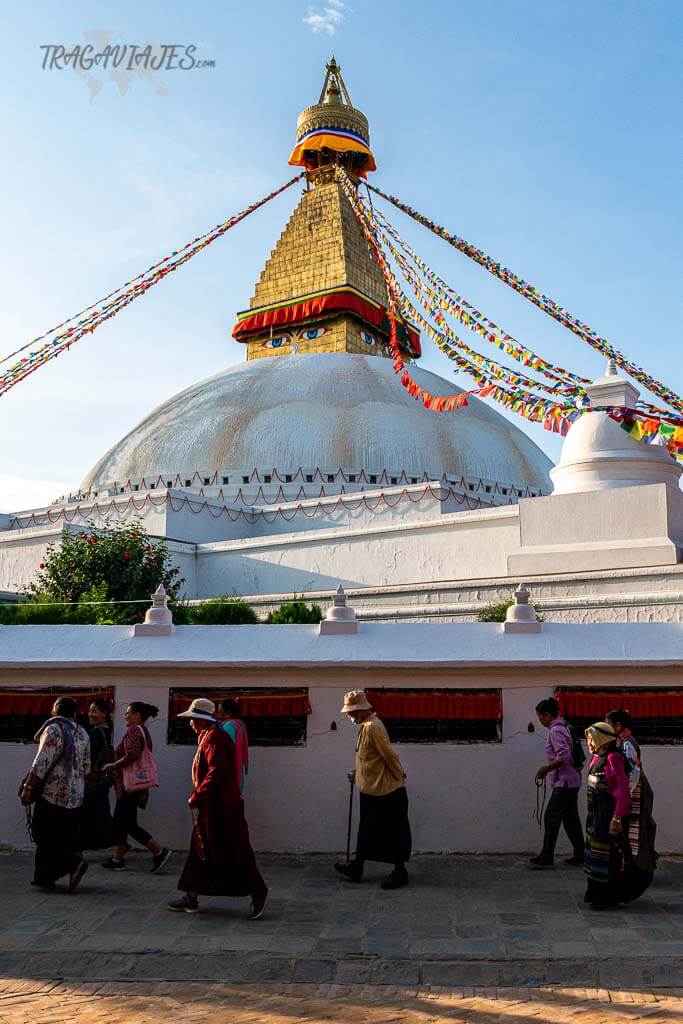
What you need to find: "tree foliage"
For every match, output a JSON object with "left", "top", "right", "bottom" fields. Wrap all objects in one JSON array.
[{"left": 21, "top": 520, "right": 184, "bottom": 624}]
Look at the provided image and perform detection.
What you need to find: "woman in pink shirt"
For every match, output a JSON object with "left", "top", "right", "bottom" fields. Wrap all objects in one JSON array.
[{"left": 583, "top": 721, "right": 633, "bottom": 910}]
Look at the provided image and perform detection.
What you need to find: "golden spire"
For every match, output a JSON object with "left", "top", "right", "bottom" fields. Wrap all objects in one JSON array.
[{"left": 289, "top": 58, "right": 376, "bottom": 177}]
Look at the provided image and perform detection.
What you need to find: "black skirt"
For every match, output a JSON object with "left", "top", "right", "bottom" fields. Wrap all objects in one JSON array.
[
  {"left": 356, "top": 787, "right": 412, "bottom": 865},
  {"left": 78, "top": 786, "right": 116, "bottom": 851}
]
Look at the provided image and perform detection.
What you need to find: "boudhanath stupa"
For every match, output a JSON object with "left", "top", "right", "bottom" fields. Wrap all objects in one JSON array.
[{"left": 1, "top": 60, "right": 681, "bottom": 622}]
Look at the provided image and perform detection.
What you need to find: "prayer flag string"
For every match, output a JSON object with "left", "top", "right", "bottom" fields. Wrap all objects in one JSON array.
[
  {"left": 369, "top": 197, "right": 591, "bottom": 393},
  {"left": 0, "top": 174, "right": 304, "bottom": 397},
  {"left": 367, "top": 209, "right": 585, "bottom": 401},
  {"left": 367, "top": 182, "right": 683, "bottom": 416},
  {"left": 337, "top": 170, "right": 682, "bottom": 461}
]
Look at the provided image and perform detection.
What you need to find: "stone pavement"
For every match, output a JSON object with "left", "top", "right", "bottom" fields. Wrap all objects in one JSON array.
[
  {"left": 1, "top": 852, "right": 682, "bottom": 992},
  {"left": 1, "top": 980, "right": 682, "bottom": 1024}
]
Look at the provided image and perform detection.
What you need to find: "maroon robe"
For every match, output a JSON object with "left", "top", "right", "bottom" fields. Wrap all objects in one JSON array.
[{"left": 178, "top": 725, "right": 266, "bottom": 898}]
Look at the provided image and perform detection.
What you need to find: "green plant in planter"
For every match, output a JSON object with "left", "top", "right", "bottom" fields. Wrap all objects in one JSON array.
[
  {"left": 266, "top": 600, "right": 323, "bottom": 624},
  {"left": 187, "top": 597, "right": 258, "bottom": 625},
  {"left": 477, "top": 598, "right": 543, "bottom": 622}
]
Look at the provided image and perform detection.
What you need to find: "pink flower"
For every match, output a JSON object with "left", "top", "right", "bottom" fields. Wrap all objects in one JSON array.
[{"left": 123, "top": 551, "right": 131, "bottom": 560}]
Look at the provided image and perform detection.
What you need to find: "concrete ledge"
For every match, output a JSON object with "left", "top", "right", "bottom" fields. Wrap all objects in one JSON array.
[{"left": 509, "top": 538, "right": 680, "bottom": 575}]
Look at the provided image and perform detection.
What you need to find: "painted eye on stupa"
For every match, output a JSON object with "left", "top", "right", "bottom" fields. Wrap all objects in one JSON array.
[
  {"left": 301, "top": 327, "right": 326, "bottom": 340},
  {"left": 262, "top": 335, "right": 291, "bottom": 349},
  {"left": 360, "top": 331, "right": 377, "bottom": 346}
]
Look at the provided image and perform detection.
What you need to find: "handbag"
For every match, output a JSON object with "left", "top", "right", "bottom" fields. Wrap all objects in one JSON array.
[{"left": 122, "top": 725, "right": 159, "bottom": 793}]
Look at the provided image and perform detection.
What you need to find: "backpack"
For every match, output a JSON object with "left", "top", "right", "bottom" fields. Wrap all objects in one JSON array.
[{"left": 566, "top": 722, "right": 586, "bottom": 772}]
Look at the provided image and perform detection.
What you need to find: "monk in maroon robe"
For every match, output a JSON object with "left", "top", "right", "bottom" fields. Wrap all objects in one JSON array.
[{"left": 167, "top": 698, "right": 268, "bottom": 918}]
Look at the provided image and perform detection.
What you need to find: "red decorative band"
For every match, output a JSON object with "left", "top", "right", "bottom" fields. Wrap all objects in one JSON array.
[{"left": 232, "top": 288, "right": 421, "bottom": 356}]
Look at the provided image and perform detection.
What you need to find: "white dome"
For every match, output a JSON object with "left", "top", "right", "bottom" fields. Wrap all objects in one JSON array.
[
  {"left": 551, "top": 410, "right": 681, "bottom": 494},
  {"left": 81, "top": 353, "right": 553, "bottom": 492}
]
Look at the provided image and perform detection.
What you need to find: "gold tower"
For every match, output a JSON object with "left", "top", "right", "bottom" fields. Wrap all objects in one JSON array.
[{"left": 232, "top": 59, "right": 419, "bottom": 362}]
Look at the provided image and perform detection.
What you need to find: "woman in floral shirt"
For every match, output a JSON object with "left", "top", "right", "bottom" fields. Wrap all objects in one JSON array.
[{"left": 20, "top": 696, "right": 90, "bottom": 892}]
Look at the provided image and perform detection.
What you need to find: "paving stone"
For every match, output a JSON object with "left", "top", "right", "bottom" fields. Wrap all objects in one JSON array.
[
  {"left": 315, "top": 937, "right": 365, "bottom": 953},
  {"left": 648, "top": 961, "right": 683, "bottom": 986},
  {"left": 246, "top": 957, "right": 294, "bottom": 982},
  {"left": 193, "top": 954, "right": 253, "bottom": 981},
  {"left": 546, "top": 960, "right": 599, "bottom": 985},
  {"left": 292, "top": 958, "right": 336, "bottom": 983},
  {"left": 598, "top": 960, "right": 648, "bottom": 988},
  {"left": 2, "top": 852, "right": 683, "bottom": 999},
  {"left": 408, "top": 937, "right": 454, "bottom": 956},
  {"left": 421, "top": 961, "right": 499, "bottom": 986},
  {"left": 369, "top": 959, "right": 420, "bottom": 986},
  {"left": 498, "top": 961, "right": 548, "bottom": 987},
  {"left": 364, "top": 936, "right": 410, "bottom": 955},
  {"left": 453, "top": 939, "right": 506, "bottom": 956},
  {"left": 333, "top": 959, "right": 373, "bottom": 984}
]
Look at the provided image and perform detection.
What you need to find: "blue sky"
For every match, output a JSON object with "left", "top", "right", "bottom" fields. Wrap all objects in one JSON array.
[{"left": 1, "top": 1, "right": 681, "bottom": 510}]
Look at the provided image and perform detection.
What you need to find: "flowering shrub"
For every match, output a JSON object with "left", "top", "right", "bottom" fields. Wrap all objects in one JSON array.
[{"left": 24, "top": 519, "right": 184, "bottom": 624}]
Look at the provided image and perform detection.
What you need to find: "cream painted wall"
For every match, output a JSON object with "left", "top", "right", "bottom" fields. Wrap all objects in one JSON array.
[
  {"left": 198, "top": 509, "right": 521, "bottom": 596},
  {"left": 1, "top": 665, "right": 680, "bottom": 856}
]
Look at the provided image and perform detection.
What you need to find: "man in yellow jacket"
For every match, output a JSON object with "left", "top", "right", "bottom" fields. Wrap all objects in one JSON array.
[{"left": 335, "top": 690, "right": 412, "bottom": 889}]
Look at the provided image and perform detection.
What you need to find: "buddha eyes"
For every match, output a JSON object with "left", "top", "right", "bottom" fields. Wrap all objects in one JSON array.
[
  {"left": 261, "top": 327, "right": 325, "bottom": 348},
  {"left": 361, "top": 331, "right": 377, "bottom": 346},
  {"left": 301, "top": 327, "right": 326, "bottom": 340},
  {"left": 262, "top": 335, "right": 291, "bottom": 349}
]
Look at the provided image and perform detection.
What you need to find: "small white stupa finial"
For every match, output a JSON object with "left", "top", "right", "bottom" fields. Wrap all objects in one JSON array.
[
  {"left": 503, "top": 583, "right": 542, "bottom": 634},
  {"left": 320, "top": 583, "right": 359, "bottom": 635},
  {"left": 605, "top": 358, "right": 618, "bottom": 377},
  {"left": 133, "top": 584, "right": 175, "bottom": 636}
]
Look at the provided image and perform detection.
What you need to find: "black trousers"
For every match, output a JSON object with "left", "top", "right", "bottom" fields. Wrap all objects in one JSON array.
[
  {"left": 113, "top": 792, "right": 152, "bottom": 847},
  {"left": 540, "top": 785, "right": 584, "bottom": 862},
  {"left": 32, "top": 797, "right": 82, "bottom": 885}
]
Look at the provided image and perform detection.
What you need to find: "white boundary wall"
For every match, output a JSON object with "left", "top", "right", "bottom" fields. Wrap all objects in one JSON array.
[{"left": 0, "top": 621, "right": 681, "bottom": 855}]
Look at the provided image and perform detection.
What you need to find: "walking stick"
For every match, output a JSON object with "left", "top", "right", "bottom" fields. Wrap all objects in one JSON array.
[{"left": 345, "top": 771, "right": 355, "bottom": 863}]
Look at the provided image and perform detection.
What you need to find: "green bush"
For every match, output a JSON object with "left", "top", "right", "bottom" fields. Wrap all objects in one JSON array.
[
  {"left": 0, "top": 599, "right": 77, "bottom": 625},
  {"left": 186, "top": 597, "right": 258, "bottom": 625},
  {"left": 266, "top": 600, "right": 323, "bottom": 624},
  {"left": 19, "top": 519, "right": 184, "bottom": 624},
  {"left": 477, "top": 598, "right": 543, "bottom": 622},
  {"left": 477, "top": 600, "right": 513, "bottom": 623},
  {"left": 1, "top": 583, "right": 126, "bottom": 625}
]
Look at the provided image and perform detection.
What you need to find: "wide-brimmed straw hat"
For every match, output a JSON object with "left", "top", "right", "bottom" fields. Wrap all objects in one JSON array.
[
  {"left": 177, "top": 698, "right": 216, "bottom": 722},
  {"left": 340, "top": 690, "right": 373, "bottom": 714}
]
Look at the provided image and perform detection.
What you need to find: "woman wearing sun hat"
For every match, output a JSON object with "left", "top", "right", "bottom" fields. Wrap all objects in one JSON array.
[
  {"left": 583, "top": 720, "right": 636, "bottom": 910},
  {"left": 335, "top": 689, "right": 412, "bottom": 890},
  {"left": 168, "top": 698, "right": 269, "bottom": 919}
]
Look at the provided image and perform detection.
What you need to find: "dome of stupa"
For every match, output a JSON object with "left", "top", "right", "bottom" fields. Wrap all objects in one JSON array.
[
  {"left": 81, "top": 353, "right": 552, "bottom": 494},
  {"left": 550, "top": 361, "right": 681, "bottom": 494}
]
